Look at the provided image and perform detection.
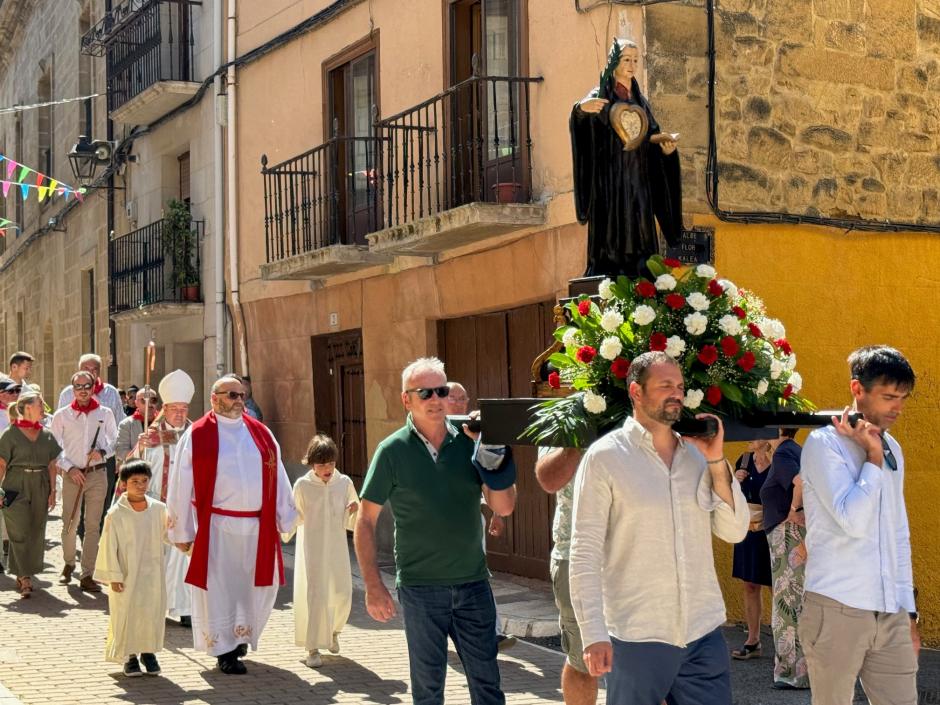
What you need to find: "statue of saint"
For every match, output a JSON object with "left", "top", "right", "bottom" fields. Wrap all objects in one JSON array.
[{"left": 570, "top": 38, "right": 684, "bottom": 277}]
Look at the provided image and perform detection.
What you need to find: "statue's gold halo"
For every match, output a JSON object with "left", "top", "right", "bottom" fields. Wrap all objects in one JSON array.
[{"left": 610, "top": 103, "right": 649, "bottom": 151}]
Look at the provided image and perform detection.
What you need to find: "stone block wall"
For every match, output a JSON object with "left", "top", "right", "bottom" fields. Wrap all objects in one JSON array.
[{"left": 645, "top": 0, "right": 940, "bottom": 224}]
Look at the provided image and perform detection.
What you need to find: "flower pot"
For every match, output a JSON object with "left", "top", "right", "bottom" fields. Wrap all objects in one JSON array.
[
  {"left": 182, "top": 285, "right": 200, "bottom": 302},
  {"left": 491, "top": 182, "right": 523, "bottom": 203}
]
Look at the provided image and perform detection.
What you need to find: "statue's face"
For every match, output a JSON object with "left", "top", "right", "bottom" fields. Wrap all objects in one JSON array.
[{"left": 613, "top": 47, "right": 640, "bottom": 86}]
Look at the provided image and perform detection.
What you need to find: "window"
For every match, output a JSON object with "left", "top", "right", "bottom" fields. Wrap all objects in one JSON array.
[
  {"left": 82, "top": 268, "right": 96, "bottom": 351},
  {"left": 179, "top": 151, "right": 191, "bottom": 205},
  {"left": 16, "top": 311, "right": 25, "bottom": 351},
  {"left": 38, "top": 65, "right": 54, "bottom": 178},
  {"left": 79, "top": 12, "right": 94, "bottom": 137},
  {"left": 14, "top": 115, "right": 23, "bottom": 232}
]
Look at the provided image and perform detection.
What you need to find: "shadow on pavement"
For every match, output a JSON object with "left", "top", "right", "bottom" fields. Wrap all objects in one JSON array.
[{"left": 312, "top": 655, "right": 409, "bottom": 704}]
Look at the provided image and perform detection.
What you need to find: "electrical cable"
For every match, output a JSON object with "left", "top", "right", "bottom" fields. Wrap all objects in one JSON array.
[{"left": 0, "top": 93, "right": 101, "bottom": 116}]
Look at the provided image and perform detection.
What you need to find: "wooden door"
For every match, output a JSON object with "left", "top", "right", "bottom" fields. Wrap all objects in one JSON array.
[
  {"left": 311, "top": 331, "right": 369, "bottom": 489},
  {"left": 437, "top": 300, "right": 556, "bottom": 579}
]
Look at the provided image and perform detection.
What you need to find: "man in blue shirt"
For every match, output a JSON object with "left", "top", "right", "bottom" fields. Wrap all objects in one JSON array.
[{"left": 799, "top": 346, "right": 919, "bottom": 705}]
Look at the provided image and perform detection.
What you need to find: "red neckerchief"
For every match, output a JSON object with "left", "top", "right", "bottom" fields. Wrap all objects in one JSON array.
[
  {"left": 71, "top": 398, "right": 100, "bottom": 415},
  {"left": 14, "top": 419, "right": 42, "bottom": 430},
  {"left": 614, "top": 81, "right": 632, "bottom": 101},
  {"left": 186, "top": 411, "right": 283, "bottom": 590},
  {"left": 93, "top": 378, "right": 104, "bottom": 395},
  {"left": 0, "top": 402, "right": 6, "bottom": 410},
  {"left": 132, "top": 410, "right": 146, "bottom": 422}
]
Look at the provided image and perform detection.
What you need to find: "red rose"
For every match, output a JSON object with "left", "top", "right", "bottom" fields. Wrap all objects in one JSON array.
[
  {"left": 635, "top": 281, "right": 657, "bottom": 298},
  {"left": 665, "top": 293, "right": 686, "bottom": 310},
  {"left": 610, "top": 358, "right": 631, "bottom": 379},
  {"left": 747, "top": 323, "right": 763, "bottom": 338},
  {"left": 663, "top": 258, "right": 683, "bottom": 268},
  {"left": 736, "top": 351, "right": 756, "bottom": 372},
  {"left": 548, "top": 371, "right": 561, "bottom": 389},
  {"left": 649, "top": 332, "right": 668, "bottom": 352},
  {"left": 783, "top": 384, "right": 794, "bottom": 399},
  {"left": 707, "top": 279, "right": 725, "bottom": 297},
  {"left": 697, "top": 345, "right": 719, "bottom": 366},
  {"left": 706, "top": 385, "right": 723, "bottom": 405},
  {"left": 732, "top": 306, "right": 746, "bottom": 320},
  {"left": 720, "top": 336, "right": 739, "bottom": 358},
  {"left": 775, "top": 338, "right": 793, "bottom": 356},
  {"left": 577, "top": 299, "right": 591, "bottom": 316},
  {"left": 576, "top": 346, "right": 597, "bottom": 363}
]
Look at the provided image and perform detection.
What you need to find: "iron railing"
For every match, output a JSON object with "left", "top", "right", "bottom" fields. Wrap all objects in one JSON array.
[
  {"left": 262, "top": 137, "right": 378, "bottom": 263},
  {"left": 81, "top": 0, "right": 200, "bottom": 113},
  {"left": 374, "top": 74, "right": 542, "bottom": 229},
  {"left": 109, "top": 217, "right": 204, "bottom": 314}
]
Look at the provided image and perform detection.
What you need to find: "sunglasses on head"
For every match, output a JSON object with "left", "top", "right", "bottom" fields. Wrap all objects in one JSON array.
[
  {"left": 72, "top": 383, "right": 94, "bottom": 391},
  {"left": 219, "top": 390, "right": 246, "bottom": 400},
  {"left": 406, "top": 386, "right": 450, "bottom": 401}
]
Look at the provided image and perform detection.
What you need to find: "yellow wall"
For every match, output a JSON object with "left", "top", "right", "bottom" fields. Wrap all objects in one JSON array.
[{"left": 703, "top": 214, "right": 940, "bottom": 645}]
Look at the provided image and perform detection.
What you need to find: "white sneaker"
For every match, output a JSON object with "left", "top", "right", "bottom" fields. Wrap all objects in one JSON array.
[
  {"left": 329, "top": 634, "right": 340, "bottom": 654},
  {"left": 305, "top": 650, "right": 322, "bottom": 668}
]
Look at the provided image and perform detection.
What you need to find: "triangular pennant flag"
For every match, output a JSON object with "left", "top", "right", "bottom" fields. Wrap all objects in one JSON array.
[
  {"left": 2, "top": 181, "right": 10, "bottom": 198},
  {"left": 17, "top": 165, "right": 30, "bottom": 183},
  {"left": 62, "top": 188, "right": 71, "bottom": 201},
  {"left": 37, "top": 186, "right": 47, "bottom": 203},
  {"left": 0, "top": 156, "right": 5, "bottom": 165},
  {"left": 35, "top": 173, "right": 45, "bottom": 188},
  {"left": 6, "top": 160, "right": 15, "bottom": 180},
  {"left": 48, "top": 179, "right": 58, "bottom": 197},
  {"left": 75, "top": 190, "right": 84, "bottom": 203},
  {"left": 19, "top": 183, "right": 29, "bottom": 200},
  {"left": 0, "top": 218, "right": 8, "bottom": 227}
]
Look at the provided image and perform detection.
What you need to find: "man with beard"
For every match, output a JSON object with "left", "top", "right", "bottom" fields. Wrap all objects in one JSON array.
[
  {"left": 130, "top": 369, "right": 195, "bottom": 627},
  {"left": 167, "top": 375, "right": 296, "bottom": 674},
  {"left": 569, "top": 352, "right": 749, "bottom": 705}
]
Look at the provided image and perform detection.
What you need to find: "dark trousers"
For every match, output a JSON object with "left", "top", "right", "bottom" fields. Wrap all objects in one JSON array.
[
  {"left": 398, "top": 580, "right": 504, "bottom": 705},
  {"left": 606, "top": 628, "right": 732, "bottom": 705}
]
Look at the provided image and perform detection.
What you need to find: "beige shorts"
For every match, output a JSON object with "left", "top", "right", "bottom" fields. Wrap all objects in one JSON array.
[{"left": 551, "top": 559, "right": 588, "bottom": 674}]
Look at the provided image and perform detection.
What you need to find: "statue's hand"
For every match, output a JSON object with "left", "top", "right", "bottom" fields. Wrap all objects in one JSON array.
[
  {"left": 579, "top": 97, "right": 609, "bottom": 114},
  {"left": 660, "top": 139, "right": 678, "bottom": 155},
  {"left": 658, "top": 132, "right": 680, "bottom": 155}
]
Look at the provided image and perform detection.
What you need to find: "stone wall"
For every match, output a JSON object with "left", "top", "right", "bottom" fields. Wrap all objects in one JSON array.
[{"left": 645, "top": 0, "right": 940, "bottom": 224}]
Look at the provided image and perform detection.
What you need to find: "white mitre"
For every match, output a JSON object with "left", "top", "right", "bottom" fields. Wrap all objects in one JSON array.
[{"left": 158, "top": 369, "right": 195, "bottom": 405}]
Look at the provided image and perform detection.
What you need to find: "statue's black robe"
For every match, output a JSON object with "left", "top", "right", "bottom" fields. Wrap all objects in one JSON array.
[{"left": 570, "top": 77, "right": 683, "bottom": 278}]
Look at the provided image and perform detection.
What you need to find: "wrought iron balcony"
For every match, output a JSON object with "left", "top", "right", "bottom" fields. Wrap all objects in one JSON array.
[
  {"left": 367, "top": 74, "right": 546, "bottom": 256},
  {"left": 82, "top": 0, "right": 200, "bottom": 124},
  {"left": 109, "top": 217, "right": 204, "bottom": 317}
]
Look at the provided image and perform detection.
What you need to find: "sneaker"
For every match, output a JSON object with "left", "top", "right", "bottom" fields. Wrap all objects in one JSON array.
[
  {"left": 305, "top": 650, "right": 322, "bottom": 668},
  {"left": 123, "top": 655, "right": 143, "bottom": 677},
  {"left": 329, "top": 634, "right": 340, "bottom": 654},
  {"left": 79, "top": 575, "right": 102, "bottom": 593},
  {"left": 496, "top": 633, "right": 518, "bottom": 652},
  {"left": 140, "top": 653, "right": 161, "bottom": 675},
  {"left": 59, "top": 564, "right": 75, "bottom": 585}
]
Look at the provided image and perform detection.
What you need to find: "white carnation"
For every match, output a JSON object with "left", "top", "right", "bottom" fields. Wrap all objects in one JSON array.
[
  {"left": 788, "top": 371, "right": 803, "bottom": 393},
  {"left": 770, "top": 358, "right": 785, "bottom": 380},
  {"left": 786, "top": 353, "right": 798, "bottom": 371},
  {"left": 718, "top": 314, "right": 743, "bottom": 336},
  {"left": 684, "top": 312, "right": 708, "bottom": 336},
  {"left": 760, "top": 318, "right": 786, "bottom": 340},
  {"left": 683, "top": 389, "right": 704, "bottom": 409},
  {"left": 696, "top": 264, "right": 717, "bottom": 279},
  {"left": 582, "top": 390, "right": 607, "bottom": 414},
  {"left": 755, "top": 379, "right": 769, "bottom": 397},
  {"left": 562, "top": 328, "right": 580, "bottom": 350},
  {"left": 599, "top": 336, "right": 623, "bottom": 361},
  {"left": 687, "top": 292, "right": 710, "bottom": 311},
  {"left": 665, "top": 335, "right": 687, "bottom": 358},
  {"left": 598, "top": 278, "right": 615, "bottom": 301},
  {"left": 655, "top": 274, "right": 677, "bottom": 291},
  {"left": 719, "top": 279, "right": 739, "bottom": 299},
  {"left": 633, "top": 305, "right": 656, "bottom": 326},
  {"left": 600, "top": 309, "right": 624, "bottom": 333}
]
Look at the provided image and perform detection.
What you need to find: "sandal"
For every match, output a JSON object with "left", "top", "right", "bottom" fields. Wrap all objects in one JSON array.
[
  {"left": 731, "top": 641, "right": 761, "bottom": 660},
  {"left": 17, "top": 576, "right": 32, "bottom": 598}
]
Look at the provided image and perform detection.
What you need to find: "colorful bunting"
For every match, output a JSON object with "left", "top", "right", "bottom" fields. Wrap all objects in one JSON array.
[{"left": 0, "top": 154, "right": 85, "bottom": 207}]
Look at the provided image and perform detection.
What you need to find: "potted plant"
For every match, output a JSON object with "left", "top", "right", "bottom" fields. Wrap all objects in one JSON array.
[{"left": 162, "top": 199, "right": 200, "bottom": 301}]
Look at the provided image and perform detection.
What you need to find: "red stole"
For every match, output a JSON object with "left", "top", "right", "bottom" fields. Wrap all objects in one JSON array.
[
  {"left": 185, "top": 411, "right": 283, "bottom": 591},
  {"left": 71, "top": 398, "right": 100, "bottom": 415}
]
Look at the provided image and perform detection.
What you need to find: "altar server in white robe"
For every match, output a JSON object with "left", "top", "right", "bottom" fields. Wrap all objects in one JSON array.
[
  {"left": 286, "top": 433, "right": 359, "bottom": 668},
  {"left": 167, "top": 375, "right": 296, "bottom": 675},
  {"left": 132, "top": 369, "right": 195, "bottom": 627}
]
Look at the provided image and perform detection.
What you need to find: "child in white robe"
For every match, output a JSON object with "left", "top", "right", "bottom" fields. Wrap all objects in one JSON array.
[
  {"left": 94, "top": 460, "right": 168, "bottom": 677},
  {"left": 287, "top": 434, "right": 359, "bottom": 668}
]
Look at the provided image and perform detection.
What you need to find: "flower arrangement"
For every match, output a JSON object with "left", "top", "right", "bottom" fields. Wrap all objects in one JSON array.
[{"left": 524, "top": 256, "right": 814, "bottom": 447}]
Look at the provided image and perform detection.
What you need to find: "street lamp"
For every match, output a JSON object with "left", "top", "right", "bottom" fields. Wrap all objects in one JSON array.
[{"left": 67, "top": 135, "right": 114, "bottom": 186}]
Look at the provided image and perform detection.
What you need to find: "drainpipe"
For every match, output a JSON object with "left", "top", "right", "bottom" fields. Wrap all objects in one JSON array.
[
  {"left": 213, "top": 0, "right": 226, "bottom": 378},
  {"left": 226, "top": 0, "right": 249, "bottom": 374}
]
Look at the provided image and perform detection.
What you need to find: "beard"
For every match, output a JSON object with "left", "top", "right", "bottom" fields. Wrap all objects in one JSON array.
[{"left": 643, "top": 399, "right": 683, "bottom": 425}]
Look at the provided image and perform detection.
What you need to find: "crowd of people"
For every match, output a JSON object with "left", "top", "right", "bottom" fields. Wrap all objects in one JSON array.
[{"left": 0, "top": 344, "right": 923, "bottom": 705}]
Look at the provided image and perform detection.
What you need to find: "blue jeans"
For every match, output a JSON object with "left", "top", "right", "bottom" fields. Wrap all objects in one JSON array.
[
  {"left": 606, "top": 628, "right": 732, "bottom": 705},
  {"left": 398, "top": 580, "right": 504, "bottom": 705}
]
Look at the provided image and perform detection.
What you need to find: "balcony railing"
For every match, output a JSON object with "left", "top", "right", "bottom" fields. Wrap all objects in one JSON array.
[
  {"left": 82, "top": 0, "right": 199, "bottom": 113},
  {"left": 109, "top": 217, "right": 204, "bottom": 314},
  {"left": 262, "top": 137, "right": 378, "bottom": 263},
  {"left": 374, "top": 74, "right": 542, "bottom": 230}
]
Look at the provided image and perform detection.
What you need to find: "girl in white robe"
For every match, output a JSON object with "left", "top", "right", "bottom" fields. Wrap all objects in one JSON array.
[{"left": 287, "top": 434, "right": 359, "bottom": 668}]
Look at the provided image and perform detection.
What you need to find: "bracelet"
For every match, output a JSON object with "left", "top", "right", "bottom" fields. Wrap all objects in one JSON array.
[{"left": 706, "top": 457, "right": 726, "bottom": 465}]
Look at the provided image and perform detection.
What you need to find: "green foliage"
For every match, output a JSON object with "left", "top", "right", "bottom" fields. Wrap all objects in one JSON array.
[
  {"left": 598, "top": 39, "right": 623, "bottom": 95},
  {"left": 162, "top": 199, "right": 199, "bottom": 291}
]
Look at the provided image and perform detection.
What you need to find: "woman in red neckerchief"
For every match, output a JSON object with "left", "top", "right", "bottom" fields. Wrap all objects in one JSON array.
[{"left": 0, "top": 390, "right": 62, "bottom": 597}]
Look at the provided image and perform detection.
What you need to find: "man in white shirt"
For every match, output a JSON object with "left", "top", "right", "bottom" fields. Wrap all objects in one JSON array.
[
  {"left": 8, "top": 351, "right": 34, "bottom": 387},
  {"left": 569, "top": 351, "right": 748, "bottom": 705},
  {"left": 50, "top": 370, "right": 118, "bottom": 591},
  {"left": 799, "top": 346, "right": 919, "bottom": 705}
]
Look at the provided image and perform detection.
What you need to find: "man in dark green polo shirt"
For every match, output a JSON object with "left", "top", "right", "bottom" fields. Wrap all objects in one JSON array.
[{"left": 355, "top": 357, "right": 516, "bottom": 705}]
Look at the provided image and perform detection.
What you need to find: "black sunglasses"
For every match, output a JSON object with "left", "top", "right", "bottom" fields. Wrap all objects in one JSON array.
[
  {"left": 219, "top": 391, "right": 246, "bottom": 400},
  {"left": 72, "top": 383, "right": 94, "bottom": 391},
  {"left": 405, "top": 386, "right": 450, "bottom": 401}
]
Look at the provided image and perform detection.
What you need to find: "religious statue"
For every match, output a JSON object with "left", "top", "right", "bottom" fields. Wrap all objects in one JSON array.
[{"left": 570, "top": 37, "right": 684, "bottom": 277}]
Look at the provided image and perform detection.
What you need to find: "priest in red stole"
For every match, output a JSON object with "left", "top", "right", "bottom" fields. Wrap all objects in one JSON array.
[{"left": 166, "top": 375, "right": 296, "bottom": 675}]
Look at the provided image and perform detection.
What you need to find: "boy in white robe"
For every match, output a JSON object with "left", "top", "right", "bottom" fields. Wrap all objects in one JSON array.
[
  {"left": 94, "top": 460, "right": 168, "bottom": 677},
  {"left": 288, "top": 434, "right": 359, "bottom": 668}
]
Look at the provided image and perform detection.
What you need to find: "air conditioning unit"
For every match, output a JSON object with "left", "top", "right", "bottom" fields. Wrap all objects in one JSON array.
[{"left": 125, "top": 200, "right": 137, "bottom": 222}]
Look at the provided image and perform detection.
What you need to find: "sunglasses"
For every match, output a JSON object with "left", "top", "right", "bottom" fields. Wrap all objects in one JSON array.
[
  {"left": 218, "top": 390, "right": 246, "bottom": 400},
  {"left": 72, "top": 383, "right": 94, "bottom": 391},
  {"left": 405, "top": 386, "right": 450, "bottom": 401}
]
